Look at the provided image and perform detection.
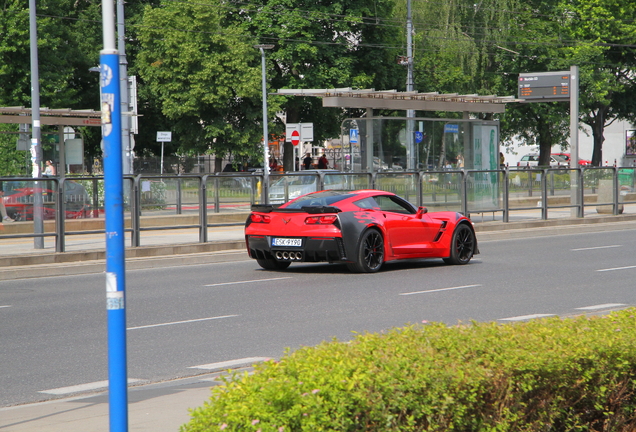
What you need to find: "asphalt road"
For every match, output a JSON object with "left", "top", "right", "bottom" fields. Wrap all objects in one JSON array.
[{"left": 1, "top": 226, "right": 635, "bottom": 407}]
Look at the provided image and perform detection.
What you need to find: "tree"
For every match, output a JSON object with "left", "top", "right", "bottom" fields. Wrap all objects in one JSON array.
[
  {"left": 136, "top": 0, "right": 265, "bottom": 165},
  {"left": 492, "top": 0, "right": 572, "bottom": 165},
  {"left": 0, "top": 0, "right": 108, "bottom": 170},
  {"left": 235, "top": 0, "right": 403, "bottom": 170},
  {"left": 554, "top": 0, "right": 636, "bottom": 166}
]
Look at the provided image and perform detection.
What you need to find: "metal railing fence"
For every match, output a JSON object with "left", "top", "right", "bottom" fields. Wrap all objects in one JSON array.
[{"left": 1, "top": 166, "right": 634, "bottom": 252}]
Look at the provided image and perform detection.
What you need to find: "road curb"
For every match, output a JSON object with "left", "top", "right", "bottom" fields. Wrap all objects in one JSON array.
[{"left": 0, "top": 244, "right": 248, "bottom": 281}]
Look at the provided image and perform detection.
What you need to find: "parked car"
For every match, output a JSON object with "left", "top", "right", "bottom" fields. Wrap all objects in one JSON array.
[
  {"left": 551, "top": 152, "right": 592, "bottom": 166},
  {"left": 3, "top": 181, "right": 90, "bottom": 221},
  {"left": 516, "top": 153, "right": 569, "bottom": 169},
  {"left": 245, "top": 189, "right": 479, "bottom": 272}
]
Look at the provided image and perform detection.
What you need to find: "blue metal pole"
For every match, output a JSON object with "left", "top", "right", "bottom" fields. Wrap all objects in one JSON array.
[
  {"left": 101, "top": 2, "right": 128, "bottom": 425},
  {"left": 101, "top": 50, "right": 128, "bottom": 432}
]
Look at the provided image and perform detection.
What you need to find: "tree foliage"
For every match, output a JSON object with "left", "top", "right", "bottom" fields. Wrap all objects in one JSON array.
[
  {"left": 136, "top": 0, "right": 264, "bottom": 162},
  {"left": 554, "top": 0, "right": 636, "bottom": 165},
  {"left": 233, "top": 0, "right": 402, "bottom": 169}
]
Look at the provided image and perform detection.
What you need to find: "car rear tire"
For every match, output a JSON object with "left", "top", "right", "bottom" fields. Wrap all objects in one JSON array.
[
  {"left": 443, "top": 224, "right": 475, "bottom": 265},
  {"left": 256, "top": 258, "right": 291, "bottom": 271},
  {"left": 347, "top": 229, "right": 384, "bottom": 273}
]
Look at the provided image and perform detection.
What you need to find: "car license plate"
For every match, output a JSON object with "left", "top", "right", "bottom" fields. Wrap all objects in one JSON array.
[{"left": 272, "top": 238, "right": 302, "bottom": 247}]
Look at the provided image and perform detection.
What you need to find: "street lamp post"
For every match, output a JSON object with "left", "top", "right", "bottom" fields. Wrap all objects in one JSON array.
[{"left": 255, "top": 44, "right": 274, "bottom": 204}]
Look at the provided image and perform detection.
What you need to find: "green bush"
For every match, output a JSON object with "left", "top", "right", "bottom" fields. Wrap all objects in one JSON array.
[{"left": 181, "top": 310, "right": 636, "bottom": 432}]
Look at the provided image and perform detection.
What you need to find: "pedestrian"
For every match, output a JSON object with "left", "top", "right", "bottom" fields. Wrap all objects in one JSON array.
[
  {"left": 44, "top": 160, "right": 56, "bottom": 177},
  {"left": 317, "top": 153, "right": 329, "bottom": 169},
  {"left": 43, "top": 160, "right": 56, "bottom": 200},
  {"left": 0, "top": 185, "right": 14, "bottom": 223},
  {"left": 456, "top": 154, "right": 464, "bottom": 168},
  {"left": 303, "top": 153, "right": 313, "bottom": 170}
]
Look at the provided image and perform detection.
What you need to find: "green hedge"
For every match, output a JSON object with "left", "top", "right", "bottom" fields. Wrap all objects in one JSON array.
[{"left": 181, "top": 309, "right": 636, "bottom": 432}]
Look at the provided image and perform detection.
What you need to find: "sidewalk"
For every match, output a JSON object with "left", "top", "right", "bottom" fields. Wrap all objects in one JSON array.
[{"left": 0, "top": 372, "right": 232, "bottom": 432}]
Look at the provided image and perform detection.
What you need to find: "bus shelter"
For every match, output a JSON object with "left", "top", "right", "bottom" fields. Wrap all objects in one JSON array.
[
  {"left": 0, "top": 106, "right": 101, "bottom": 176},
  {"left": 273, "top": 88, "right": 520, "bottom": 210}
]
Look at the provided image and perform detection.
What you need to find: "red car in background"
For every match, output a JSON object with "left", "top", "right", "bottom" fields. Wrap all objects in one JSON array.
[
  {"left": 3, "top": 181, "right": 91, "bottom": 221},
  {"left": 551, "top": 153, "right": 592, "bottom": 166},
  {"left": 245, "top": 189, "right": 479, "bottom": 273}
]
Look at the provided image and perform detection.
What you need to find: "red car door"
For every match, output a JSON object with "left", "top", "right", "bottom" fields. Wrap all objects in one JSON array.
[{"left": 373, "top": 195, "right": 442, "bottom": 256}]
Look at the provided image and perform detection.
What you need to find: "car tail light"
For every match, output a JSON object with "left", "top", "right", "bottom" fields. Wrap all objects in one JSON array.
[
  {"left": 250, "top": 214, "right": 271, "bottom": 223},
  {"left": 305, "top": 215, "right": 338, "bottom": 225}
]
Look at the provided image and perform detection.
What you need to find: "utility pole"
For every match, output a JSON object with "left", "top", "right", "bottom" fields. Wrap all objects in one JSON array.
[
  {"left": 102, "top": 0, "right": 129, "bottom": 429},
  {"left": 117, "top": 0, "right": 132, "bottom": 175},
  {"left": 28, "top": 0, "right": 44, "bottom": 249},
  {"left": 406, "top": 0, "right": 416, "bottom": 170}
]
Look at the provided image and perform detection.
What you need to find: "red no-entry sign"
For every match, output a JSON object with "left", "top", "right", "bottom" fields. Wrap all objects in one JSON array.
[{"left": 291, "top": 129, "right": 300, "bottom": 146}]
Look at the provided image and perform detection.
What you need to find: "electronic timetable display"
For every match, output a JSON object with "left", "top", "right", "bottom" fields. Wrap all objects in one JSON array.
[{"left": 518, "top": 72, "right": 570, "bottom": 101}]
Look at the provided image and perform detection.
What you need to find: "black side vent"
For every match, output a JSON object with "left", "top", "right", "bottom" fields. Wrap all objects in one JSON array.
[{"left": 433, "top": 221, "right": 448, "bottom": 242}]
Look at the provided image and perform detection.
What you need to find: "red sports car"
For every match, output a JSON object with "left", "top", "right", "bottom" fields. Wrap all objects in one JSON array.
[{"left": 245, "top": 189, "right": 479, "bottom": 273}]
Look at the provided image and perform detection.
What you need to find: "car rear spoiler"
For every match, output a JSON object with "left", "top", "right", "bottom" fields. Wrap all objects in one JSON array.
[{"left": 251, "top": 205, "right": 341, "bottom": 214}]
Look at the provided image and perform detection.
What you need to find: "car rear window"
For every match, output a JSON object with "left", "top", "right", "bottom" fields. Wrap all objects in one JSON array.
[{"left": 283, "top": 191, "right": 354, "bottom": 209}]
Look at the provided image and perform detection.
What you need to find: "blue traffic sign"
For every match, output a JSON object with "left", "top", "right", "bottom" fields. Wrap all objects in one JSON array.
[
  {"left": 444, "top": 124, "right": 459, "bottom": 133},
  {"left": 414, "top": 131, "right": 423, "bottom": 144},
  {"left": 349, "top": 129, "right": 359, "bottom": 144}
]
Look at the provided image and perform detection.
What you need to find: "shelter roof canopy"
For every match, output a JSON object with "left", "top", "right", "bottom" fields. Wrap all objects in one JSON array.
[{"left": 272, "top": 88, "right": 520, "bottom": 113}]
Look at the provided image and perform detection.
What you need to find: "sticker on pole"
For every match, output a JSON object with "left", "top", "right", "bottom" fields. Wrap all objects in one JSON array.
[{"left": 100, "top": 64, "right": 113, "bottom": 88}]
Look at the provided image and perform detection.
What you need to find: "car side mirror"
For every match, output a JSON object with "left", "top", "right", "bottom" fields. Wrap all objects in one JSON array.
[{"left": 416, "top": 206, "right": 428, "bottom": 218}]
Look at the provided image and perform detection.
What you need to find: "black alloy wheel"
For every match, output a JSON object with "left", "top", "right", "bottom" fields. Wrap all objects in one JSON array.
[
  {"left": 443, "top": 224, "right": 475, "bottom": 265},
  {"left": 347, "top": 229, "right": 384, "bottom": 273}
]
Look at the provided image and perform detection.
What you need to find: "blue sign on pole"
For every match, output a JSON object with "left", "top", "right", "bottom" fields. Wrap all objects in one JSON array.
[
  {"left": 349, "top": 129, "right": 359, "bottom": 144},
  {"left": 444, "top": 124, "right": 459, "bottom": 133},
  {"left": 101, "top": 50, "right": 129, "bottom": 432},
  {"left": 414, "top": 131, "right": 423, "bottom": 144}
]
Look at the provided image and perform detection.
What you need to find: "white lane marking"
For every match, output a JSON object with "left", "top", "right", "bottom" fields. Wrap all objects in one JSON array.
[
  {"left": 399, "top": 285, "right": 481, "bottom": 296},
  {"left": 0, "top": 305, "right": 11, "bottom": 308},
  {"left": 204, "top": 277, "right": 292, "bottom": 287},
  {"left": 128, "top": 315, "right": 238, "bottom": 330},
  {"left": 597, "top": 265, "right": 636, "bottom": 272},
  {"left": 39, "top": 379, "right": 143, "bottom": 395},
  {"left": 571, "top": 245, "right": 621, "bottom": 251},
  {"left": 189, "top": 357, "right": 270, "bottom": 371},
  {"left": 499, "top": 314, "right": 555, "bottom": 321},
  {"left": 576, "top": 303, "right": 626, "bottom": 310}
]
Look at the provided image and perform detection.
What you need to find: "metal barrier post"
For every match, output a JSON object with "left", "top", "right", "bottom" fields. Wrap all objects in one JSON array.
[
  {"left": 541, "top": 169, "right": 548, "bottom": 220},
  {"left": 176, "top": 176, "right": 182, "bottom": 215},
  {"left": 213, "top": 175, "right": 220, "bottom": 214},
  {"left": 131, "top": 176, "right": 141, "bottom": 247},
  {"left": 417, "top": 171, "right": 423, "bottom": 207},
  {"left": 250, "top": 175, "right": 256, "bottom": 205},
  {"left": 56, "top": 177, "right": 65, "bottom": 252},
  {"left": 613, "top": 166, "right": 620, "bottom": 215},
  {"left": 92, "top": 177, "right": 100, "bottom": 218},
  {"left": 200, "top": 175, "right": 208, "bottom": 243},
  {"left": 283, "top": 177, "right": 289, "bottom": 202},
  {"left": 549, "top": 170, "right": 555, "bottom": 196},
  {"left": 503, "top": 168, "right": 509, "bottom": 223},
  {"left": 578, "top": 168, "right": 585, "bottom": 218},
  {"left": 461, "top": 171, "right": 468, "bottom": 216}
]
